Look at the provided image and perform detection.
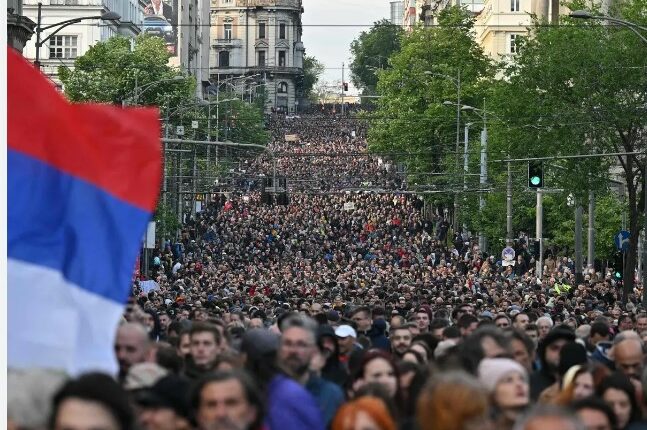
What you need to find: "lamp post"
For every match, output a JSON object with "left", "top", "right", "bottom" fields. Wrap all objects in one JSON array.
[
  {"left": 570, "top": 10, "right": 647, "bottom": 44},
  {"left": 572, "top": 9, "right": 647, "bottom": 305},
  {"left": 34, "top": 2, "right": 120, "bottom": 69},
  {"left": 426, "top": 70, "right": 461, "bottom": 233},
  {"left": 123, "top": 75, "right": 185, "bottom": 107},
  {"left": 462, "top": 104, "right": 491, "bottom": 253}
]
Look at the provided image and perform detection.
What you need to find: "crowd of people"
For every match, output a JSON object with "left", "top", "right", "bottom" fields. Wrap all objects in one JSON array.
[{"left": 9, "top": 110, "right": 647, "bottom": 430}]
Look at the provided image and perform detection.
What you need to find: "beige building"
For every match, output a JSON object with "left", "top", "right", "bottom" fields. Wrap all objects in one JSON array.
[
  {"left": 210, "top": 0, "right": 305, "bottom": 113},
  {"left": 474, "top": 0, "right": 567, "bottom": 61}
]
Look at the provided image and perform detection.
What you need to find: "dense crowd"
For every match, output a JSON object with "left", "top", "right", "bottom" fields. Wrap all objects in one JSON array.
[{"left": 9, "top": 110, "right": 647, "bottom": 430}]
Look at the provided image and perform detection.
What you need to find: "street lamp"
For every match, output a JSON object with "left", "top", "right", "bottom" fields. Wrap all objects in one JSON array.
[
  {"left": 570, "top": 10, "right": 647, "bottom": 44},
  {"left": 34, "top": 2, "right": 120, "bottom": 68},
  {"left": 427, "top": 70, "right": 462, "bottom": 234},
  {"left": 122, "top": 75, "right": 185, "bottom": 106}
]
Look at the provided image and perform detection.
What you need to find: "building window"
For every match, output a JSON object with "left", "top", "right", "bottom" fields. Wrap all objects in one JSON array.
[
  {"left": 509, "top": 34, "right": 520, "bottom": 53},
  {"left": 224, "top": 23, "right": 232, "bottom": 40},
  {"left": 49, "top": 35, "right": 78, "bottom": 59},
  {"left": 258, "top": 50, "right": 266, "bottom": 66},
  {"left": 278, "top": 82, "right": 288, "bottom": 93},
  {"left": 259, "top": 22, "right": 266, "bottom": 39},
  {"left": 279, "top": 23, "right": 286, "bottom": 39},
  {"left": 219, "top": 51, "right": 230, "bottom": 67},
  {"left": 278, "top": 50, "right": 286, "bottom": 67},
  {"left": 511, "top": 0, "right": 520, "bottom": 11}
]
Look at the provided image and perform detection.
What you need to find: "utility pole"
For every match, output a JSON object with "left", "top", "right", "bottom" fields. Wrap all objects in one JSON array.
[
  {"left": 507, "top": 160, "right": 513, "bottom": 243},
  {"left": 463, "top": 123, "right": 470, "bottom": 235},
  {"left": 536, "top": 189, "right": 543, "bottom": 278},
  {"left": 642, "top": 159, "right": 647, "bottom": 308},
  {"left": 479, "top": 127, "right": 488, "bottom": 252},
  {"left": 588, "top": 190, "right": 595, "bottom": 271},
  {"left": 341, "top": 62, "right": 345, "bottom": 116},
  {"left": 454, "top": 70, "right": 461, "bottom": 235},
  {"left": 575, "top": 200, "right": 584, "bottom": 283}
]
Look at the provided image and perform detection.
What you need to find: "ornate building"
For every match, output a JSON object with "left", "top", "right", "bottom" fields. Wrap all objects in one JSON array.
[{"left": 210, "top": 0, "right": 305, "bottom": 113}]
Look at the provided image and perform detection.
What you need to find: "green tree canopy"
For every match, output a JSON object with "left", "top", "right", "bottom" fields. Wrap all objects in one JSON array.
[
  {"left": 488, "top": 0, "right": 647, "bottom": 292},
  {"left": 368, "top": 7, "right": 494, "bottom": 203},
  {"left": 59, "top": 35, "right": 195, "bottom": 108},
  {"left": 303, "top": 55, "right": 325, "bottom": 102},
  {"left": 350, "top": 18, "right": 404, "bottom": 98}
]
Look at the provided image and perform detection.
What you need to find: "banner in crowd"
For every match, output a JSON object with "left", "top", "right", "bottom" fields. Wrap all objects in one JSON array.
[
  {"left": 285, "top": 134, "right": 300, "bottom": 142},
  {"left": 7, "top": 48, "right": 162, "bottom": 375}
]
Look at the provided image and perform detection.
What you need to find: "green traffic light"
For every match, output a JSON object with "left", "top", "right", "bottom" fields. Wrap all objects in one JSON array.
[
  {"left": 530, "top": 176, "right": 541, "bottom": 186},
  {"left": 615, "top": 271, "right": 622, "bottom": 279}
]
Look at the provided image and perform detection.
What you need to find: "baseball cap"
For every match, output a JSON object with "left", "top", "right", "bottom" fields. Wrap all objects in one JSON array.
[
  {"left": 326, "top": 310, "right": 340, "bottom": 322},
  {"left": 335, "top": 325, "right": 357, "bottom": 339}
]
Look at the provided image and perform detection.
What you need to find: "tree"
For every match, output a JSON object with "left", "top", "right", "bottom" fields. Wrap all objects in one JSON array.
[
  {"left": 59, "top": 35, "right": 195, "bottom": 108},
  {"left": 350, "top": 19, "right": 404, "bottom": 99},
  {"left": 488, "top": 0, "right": 646, "bottom": 296},
  {"left": 302, "top": 55, "right": 325, "bottom": 102},
  {"left": 368, "top": 7, "right": 494, "bottom": 219}
]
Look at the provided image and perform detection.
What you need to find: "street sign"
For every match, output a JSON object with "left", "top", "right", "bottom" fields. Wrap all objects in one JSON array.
[
  {"left": 502, "top": 246, "right": 516, "bottom": 266},
  {"left": 615, "top": 230, "right": 630, "bottom": 252},
  {"left": 191, "top": 120, "right": 199, "bottom": 129},
  {"left": 176, "top": 125, "right": 185, "bottom": 136}
]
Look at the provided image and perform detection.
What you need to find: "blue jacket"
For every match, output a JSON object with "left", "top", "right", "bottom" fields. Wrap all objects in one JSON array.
[
  {"left": 306, "top": 375, "right": 345, "bottom": 427},
  {"left": 266, "top": 374, "right": 325, "bottom": 430}
]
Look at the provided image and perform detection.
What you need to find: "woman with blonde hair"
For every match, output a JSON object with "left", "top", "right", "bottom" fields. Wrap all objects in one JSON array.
[
  {"left": 417, "top": 371, "right": 492, "bottom": 430},
  {"left": 552, "top": 362, "right": 610, "bottom": 406},
  {"left": 331, "top": 396, "right": 397, "bottom": 430}
]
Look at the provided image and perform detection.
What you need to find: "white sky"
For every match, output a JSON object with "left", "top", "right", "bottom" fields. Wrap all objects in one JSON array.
[{"left": 302, "top": 0, "right": 391, "bottom": 86}]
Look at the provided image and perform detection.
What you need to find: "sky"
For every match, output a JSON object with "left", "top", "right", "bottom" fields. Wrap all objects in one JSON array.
[{"left": 301, "top": 0, "right": 392, "bottom": 89}]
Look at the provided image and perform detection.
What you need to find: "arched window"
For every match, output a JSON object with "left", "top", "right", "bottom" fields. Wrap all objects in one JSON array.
[{"left": 278, "top": 82, "right": 288, "bottom": 93}]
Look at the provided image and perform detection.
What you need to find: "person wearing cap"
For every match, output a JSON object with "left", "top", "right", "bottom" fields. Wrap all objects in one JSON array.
[
  {"left": 478, "top": 358, "right": 530, "bottom": 430},
  {"left": 317, "top": 325, "right": 349, "bottom": 387},
  {"left": 137, "top": 375, "right": 192, "bottom": 430},
  {"left": 529, "top": 325, "right": 576, "bottom": 400},
  {"left": 335, "top": 325, "right": 361, "bottom": 370}
]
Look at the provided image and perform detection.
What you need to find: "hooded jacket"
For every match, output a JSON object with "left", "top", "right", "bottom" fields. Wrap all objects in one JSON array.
[
  {"left": 529, "top": 326, "right": 575, "bottom": 400},
  {"left": 317, "top": 325, "right": 349, "bottom": 387}
]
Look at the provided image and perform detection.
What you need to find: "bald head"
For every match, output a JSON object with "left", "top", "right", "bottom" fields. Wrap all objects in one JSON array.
[
  {"left": 614, "top": 338, "right": 644, "bottom": 380},
  {"left": 115, "top": 323, "right": 151, "bottom": 380}
]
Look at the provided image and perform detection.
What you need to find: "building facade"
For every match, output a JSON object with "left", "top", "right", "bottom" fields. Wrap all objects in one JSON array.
[
  {"left": 390, "top": 1, "right": 403, "bottom": 26},
  {"left": 8, "top": 0, "right": 36, "bottom": 54},
  {"left": 172, "top": 0, "right": 211, "bottom": 99},
  {"left": 210, "top": 0, "right": 305, "bottom": 113},
  {"left": 474, "top": 0, "right": 567, "bottom": 61},
  {"left": 22, "top": 0, "right": 143, "bottom": 85}
]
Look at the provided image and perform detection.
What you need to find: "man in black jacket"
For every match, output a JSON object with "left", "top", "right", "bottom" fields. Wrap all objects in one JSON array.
[{"left": 529, "top": 325, "right": 575, "bottom": 400}]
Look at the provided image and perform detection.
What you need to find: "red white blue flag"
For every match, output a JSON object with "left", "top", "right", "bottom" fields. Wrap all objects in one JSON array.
[{"left": 7, "top": 48, "right": 162, "bottom": 375}]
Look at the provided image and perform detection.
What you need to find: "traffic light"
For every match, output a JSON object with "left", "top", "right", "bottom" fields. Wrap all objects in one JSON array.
[
  {"left": 613, "top": 252, "right": 624, "bottom": 281},
  {"left": 343, "top": 82, "right": 349, "bottom": 92},
  {"left": 528, "top": 161, "right": 544, "bottom": 188}
]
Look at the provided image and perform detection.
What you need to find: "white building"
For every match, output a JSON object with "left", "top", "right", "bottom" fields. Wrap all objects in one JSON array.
[
  {"left": 22, "top": 0, "right": 144, "bottom": 86},
  {"left": 173, "top": 0, "right": 211, "bottom": 99},
  {"left": 390, "top": 1, "right": 403, "bottom": 26},
  {"left": 210, "top": 0, "right": 305, "bottom": 113}
]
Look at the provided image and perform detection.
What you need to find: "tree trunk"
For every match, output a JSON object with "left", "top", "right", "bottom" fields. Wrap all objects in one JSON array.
[{"left": 624, "top": 172, "right": 639, "bottom": 305}]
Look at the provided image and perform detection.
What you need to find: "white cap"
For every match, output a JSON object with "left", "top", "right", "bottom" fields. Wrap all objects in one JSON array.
[{"left": 335, "top": 325, "right": 357, "bottom": 339}]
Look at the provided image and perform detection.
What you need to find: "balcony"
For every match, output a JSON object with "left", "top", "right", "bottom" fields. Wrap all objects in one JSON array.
[
  {"left": 235, "top": 0, "right": 301, "bottom": 8},
  {"left": 248, "top": 65, "right": 302, "bottom": 75},
  {"left": 213, "top": 38, "right": 242, "bottom": 48}
]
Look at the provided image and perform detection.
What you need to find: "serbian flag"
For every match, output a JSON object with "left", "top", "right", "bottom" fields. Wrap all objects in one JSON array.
[{"left": 7, "top": 48, "right": 162, "bottom": 375}]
